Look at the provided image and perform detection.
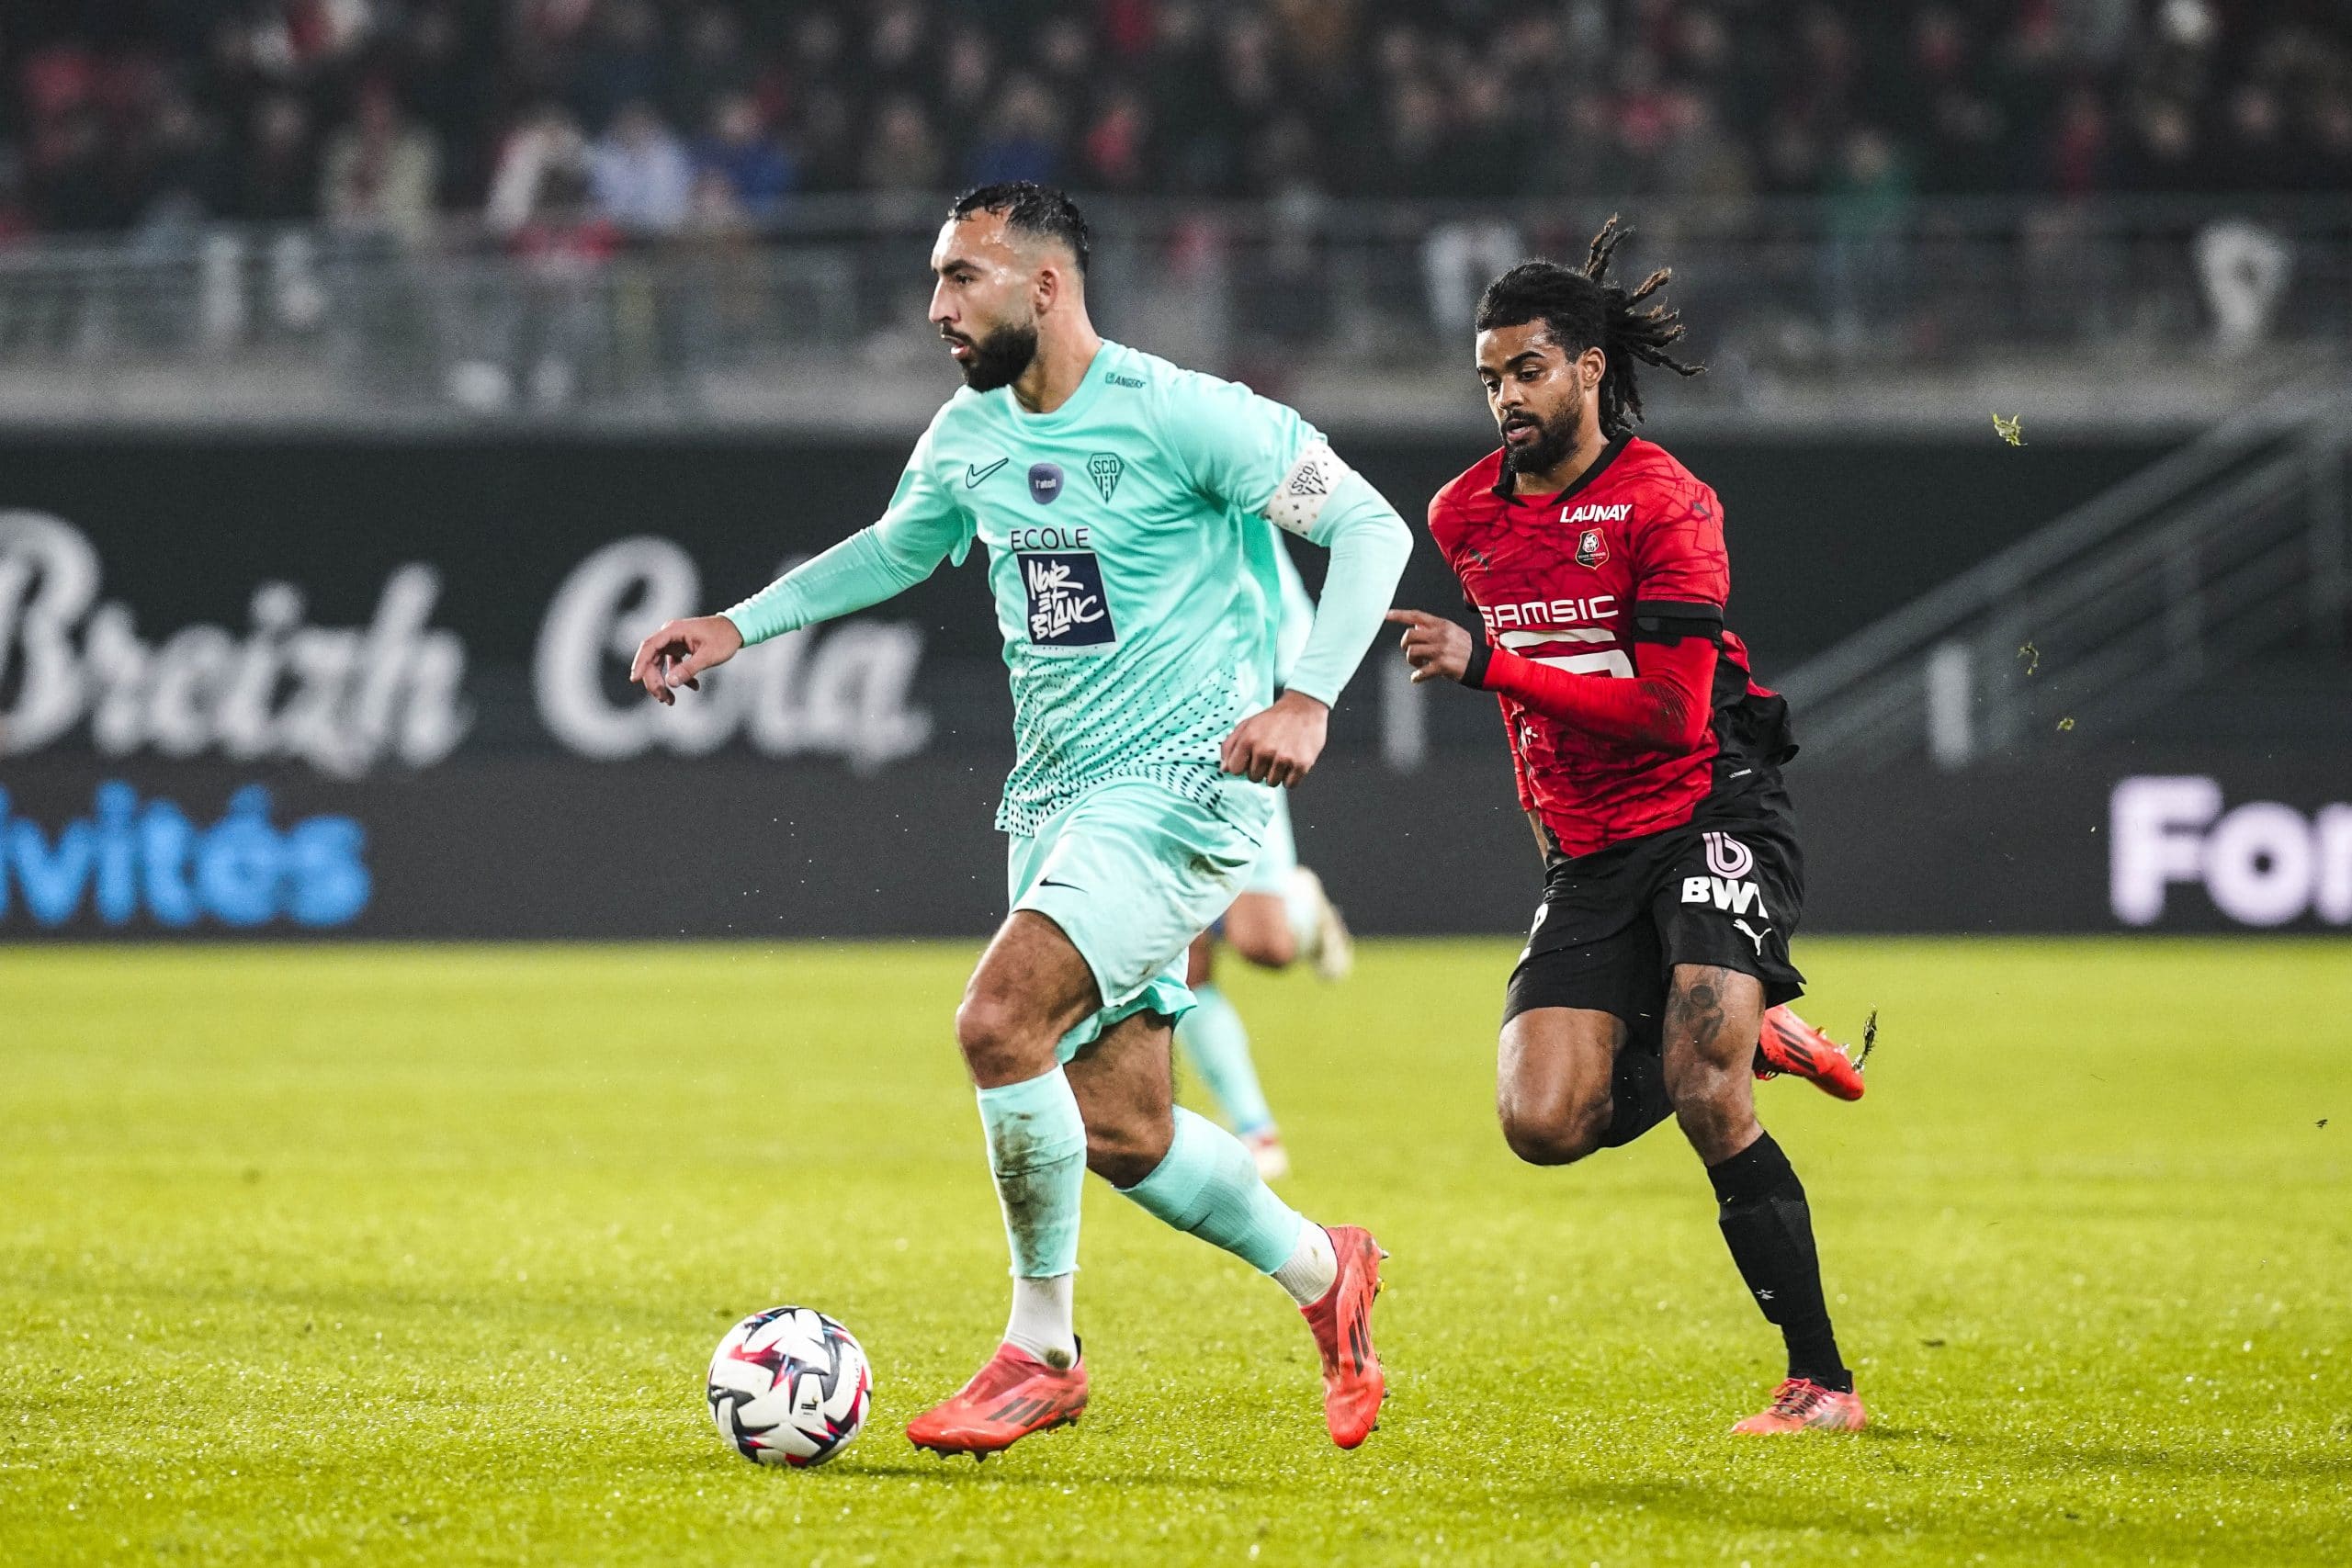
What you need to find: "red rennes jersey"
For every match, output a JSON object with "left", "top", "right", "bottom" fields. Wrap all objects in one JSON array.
[{"left": 1426, "top": 434, "right": 1796, "bottom": 859}]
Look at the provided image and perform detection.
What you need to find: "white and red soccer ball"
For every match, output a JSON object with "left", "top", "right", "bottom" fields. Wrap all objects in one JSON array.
[{"left": 707, "top": 1307, "right": 872, "bottom": 1467}]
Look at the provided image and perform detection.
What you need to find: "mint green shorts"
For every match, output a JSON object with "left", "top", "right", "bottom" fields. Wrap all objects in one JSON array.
[
  {"left": 1010, "top": 773, "right": 1274, "bottom": 1061},
  {"left": 1238, "top": 790, "right": 1297, "bottom": 897}
]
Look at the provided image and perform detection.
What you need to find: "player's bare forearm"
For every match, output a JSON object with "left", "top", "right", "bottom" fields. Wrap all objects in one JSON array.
[
  {"left": 628, "top": 614, "right": 744, "bottom": 705},
  {"left": 1219, "top": 690, "right": 1329, "bottom": 787}
]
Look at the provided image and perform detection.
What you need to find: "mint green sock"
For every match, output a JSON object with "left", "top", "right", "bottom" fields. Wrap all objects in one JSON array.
[
  {"left": 974, "top": 1067, "right": 1087, "bottom": 1278},
  {"left": 1174, "top": 983, "right": 1276, "bottom": 1135},
  {"left": 1117, "top": 1107, "right": 1306, "bottom": 1273}
]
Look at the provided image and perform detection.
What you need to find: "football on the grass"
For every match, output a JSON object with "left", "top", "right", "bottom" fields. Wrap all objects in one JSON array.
[{"left": 707, "top": 1306, "right": 872, "bottom": 1466}]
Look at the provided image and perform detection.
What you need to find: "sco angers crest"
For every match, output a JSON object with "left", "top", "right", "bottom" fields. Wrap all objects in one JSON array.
[{"left": 1575, "top": 527, "right": 1610, "bottom": 569}]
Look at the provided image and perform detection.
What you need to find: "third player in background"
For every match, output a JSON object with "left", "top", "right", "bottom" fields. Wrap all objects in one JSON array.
[{"left": 1177, "top": 538, "right": 1357, "bottom": 1182}]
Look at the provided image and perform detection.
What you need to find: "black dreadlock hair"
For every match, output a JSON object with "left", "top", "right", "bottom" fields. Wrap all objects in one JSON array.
[
  {"left": 950, "top": 180, "right": 1091, "bottom": 274},
  {"left": 1473, "top": 216, "right": 1702, "bottom": 438}
]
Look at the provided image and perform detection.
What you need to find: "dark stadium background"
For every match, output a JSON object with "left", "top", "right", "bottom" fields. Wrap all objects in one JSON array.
[{"left": 0, "top": 0, "right": 2346, "bottom": 940}]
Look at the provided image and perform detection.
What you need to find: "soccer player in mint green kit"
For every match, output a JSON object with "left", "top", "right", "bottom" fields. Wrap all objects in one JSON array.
[{"left": 629, "top": 183, "right": 1413, "bottom": 1458}]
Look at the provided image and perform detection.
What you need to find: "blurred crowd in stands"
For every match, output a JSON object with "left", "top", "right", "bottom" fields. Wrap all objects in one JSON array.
[{"left": 1, "top": 1, "right": 2346, "bottom": 245}]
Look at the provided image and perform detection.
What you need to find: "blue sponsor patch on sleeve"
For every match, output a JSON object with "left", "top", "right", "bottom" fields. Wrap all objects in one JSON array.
[{"left": 1019, "top": 552, "right": 1116, "bottom": 647}]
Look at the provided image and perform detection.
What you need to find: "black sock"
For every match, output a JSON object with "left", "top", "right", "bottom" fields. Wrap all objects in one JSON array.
[
  {"left": 1706, "top": 1131, "right": 1851, "bottom": 1392},
  {"left": 1597, "top": 1041, "right": 1674, "bottom": 1149}
]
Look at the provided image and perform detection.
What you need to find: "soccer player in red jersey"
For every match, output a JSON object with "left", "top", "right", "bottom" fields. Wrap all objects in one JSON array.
[{"left": 1386, "top": 220, "right": 1866, "bottom": 1434}]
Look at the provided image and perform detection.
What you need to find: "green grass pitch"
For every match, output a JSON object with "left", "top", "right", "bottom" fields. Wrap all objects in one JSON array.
[{"left": 5, "top": 938, "right": 2348, "bottom": 1565}]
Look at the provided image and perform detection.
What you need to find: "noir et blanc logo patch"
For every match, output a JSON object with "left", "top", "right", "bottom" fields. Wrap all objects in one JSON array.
[{"left": 1019, "top": 553, "right": 1115, "bottom": 647}]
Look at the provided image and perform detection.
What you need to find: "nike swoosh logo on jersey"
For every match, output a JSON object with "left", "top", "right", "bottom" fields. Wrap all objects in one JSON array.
[
  {"left": 967, "top": 458, "right": 1010, "bottom": 488},
  {"left": 1037, "top": 877, "right": 1084, "bottom": 893}
]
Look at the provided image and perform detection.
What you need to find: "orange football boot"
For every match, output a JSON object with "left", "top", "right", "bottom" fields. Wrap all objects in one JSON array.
[
  {"left": 905, "top": 1342, "right": 1088, "bottom": 1460},
  {"left": 1754, "top": 1005, "right": 1870, "bottom": 1101},
  {"left": 1298, "top": 1224, "right": 1387, "bottom": 1449},
  {"left": 1730, "top": 1376, "right": 1870, "bottom": 1434}
]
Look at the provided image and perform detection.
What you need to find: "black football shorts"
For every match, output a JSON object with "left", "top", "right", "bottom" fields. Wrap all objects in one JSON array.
[{"left": 1502, "top": 783, "right": 1806, "bottom": 1035}]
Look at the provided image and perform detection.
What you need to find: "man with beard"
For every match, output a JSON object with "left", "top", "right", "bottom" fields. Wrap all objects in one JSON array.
[
  {"left": 629, "top": 182, "right": 1412, "bottom": 1459},
  {"left": 1386, "top": 220, "right": 1870, "bottom": 1434}
]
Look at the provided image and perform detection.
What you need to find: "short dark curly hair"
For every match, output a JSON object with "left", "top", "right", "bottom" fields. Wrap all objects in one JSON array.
[{"left": 950, "top": 181, "right": 1091, "bottom": 275}]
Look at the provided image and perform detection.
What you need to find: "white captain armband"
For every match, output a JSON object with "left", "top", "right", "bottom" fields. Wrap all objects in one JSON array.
[{"left": 1261, "top": 439, "right": 1353, "bottom": 536}]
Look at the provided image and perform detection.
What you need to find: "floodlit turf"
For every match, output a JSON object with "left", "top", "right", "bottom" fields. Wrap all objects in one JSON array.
[{"left": 4, "top": 939, "right": 2348, "bottom": 1566}]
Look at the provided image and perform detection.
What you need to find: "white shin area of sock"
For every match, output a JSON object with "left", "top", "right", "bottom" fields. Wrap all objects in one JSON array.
[
  {"left": 1270, "top": 1222, "right": 1339, "bottom": 1307},
  {"left": 1282, "top": 868, "right": 1324, "bottom": 956},
  {"left": 1003, "top": 1273, "right": 1077, "bottom": 1368}
]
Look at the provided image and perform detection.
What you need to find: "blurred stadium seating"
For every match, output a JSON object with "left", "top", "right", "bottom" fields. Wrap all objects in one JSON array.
[
  {"left": 11, "top": 3, "right": 2352, "bottom": 222},
  {"left": 0, "top": 2, "right": 2346, "bottom": 428}
]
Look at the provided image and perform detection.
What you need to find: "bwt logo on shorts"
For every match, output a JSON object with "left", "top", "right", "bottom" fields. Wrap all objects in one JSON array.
[
  {"left": 1683, "top": 833, "right": 1767, "bottom": 918},
  {"left": 1702, "top": 831, "right": 1755, "bottom": 879},
  {"left": 1019, "top": 553, "right": 1116, "bottom": 647},
  {"left": 1681, "top": 875, "right": 1767, "bottom": 918}
]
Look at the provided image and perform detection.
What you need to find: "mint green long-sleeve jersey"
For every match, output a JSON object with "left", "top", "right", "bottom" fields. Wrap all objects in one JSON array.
[{"left": 724, "top": 340, "right": 1414, "bottom": 836}]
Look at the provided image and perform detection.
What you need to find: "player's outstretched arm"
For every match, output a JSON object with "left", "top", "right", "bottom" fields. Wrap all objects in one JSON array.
[
  {"left": 630, "top": 432, "right": 971, "bottom": 706},
  {"left": 628, "top": 525, "right": 943, "bottom": 706},
  {"left": 1386, "top": 607, "right": 1716, "bottom": 753},
  {"left": 631, "top": 614, "right": 744, "bottom": 705}
]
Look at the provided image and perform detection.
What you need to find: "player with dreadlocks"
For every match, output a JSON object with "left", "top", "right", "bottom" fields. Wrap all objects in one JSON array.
[{"left": 1386, "top": 219, "right": 1871, "bottom": 1433}]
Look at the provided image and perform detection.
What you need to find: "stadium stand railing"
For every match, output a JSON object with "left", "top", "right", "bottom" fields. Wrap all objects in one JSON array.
[
  {"left": 1775, "top": 376, "right": 2352, "bottom": 766},
  {"left": 0, "top": 195, "right": 2345, "bottom": 431}
]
